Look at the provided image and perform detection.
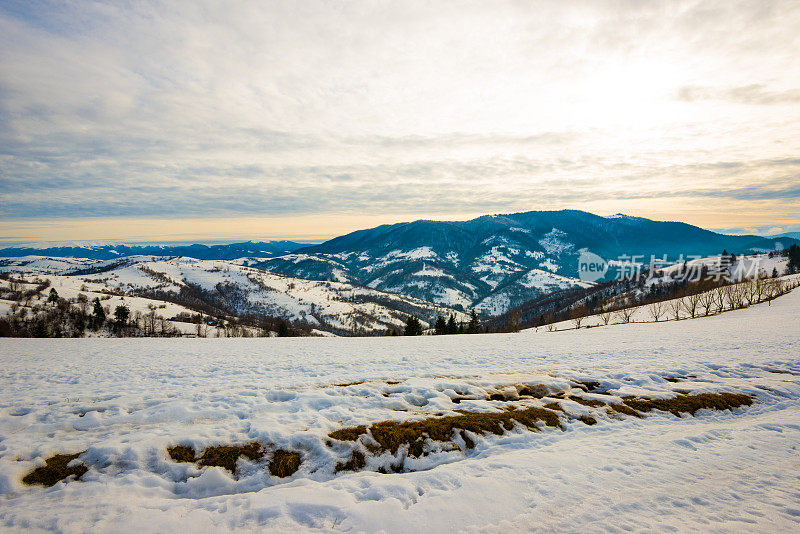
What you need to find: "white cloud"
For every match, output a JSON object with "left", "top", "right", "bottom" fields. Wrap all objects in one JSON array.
[{"left": 0, "top": 0, "right": 798, "bottom": 231}]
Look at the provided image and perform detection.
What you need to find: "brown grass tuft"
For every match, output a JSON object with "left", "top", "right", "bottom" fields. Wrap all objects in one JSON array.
[
  {"left": 269, "top": 449, "right": 301, "bottom": 477},
  {"left": 608, "top": 403, "right": 641, "bottom": 417},
  {"left": 572, "top": 380, "right": 602, "bottom": 392},
  {"left": 568, "top": 395, "right": 606, "bottom": 407},
  {"left": 578, "top": 415, "right": 597, "bottom": 425},
  {"left": 622, "top": 392, "right": 753, "bottom": 416},
  {"left": 334, "top": 450, "right": 366, "bottom": 473},
  {"left": 167, "top": 445, "right": 196, "bottom": 463},
  {"left": 22, "top": 452, "right": 88, "bottom": 487},
  {"left": 517, "top": 384, "right": 551, "bottom": 398},
  {"left": 328, "top": 406, "right": 561, "bottom": 457},
  {"left": 197, "top": 442, "right": 265, "bottom": 473},
  {"left": 329, "top": 425, "right": 367, "bottom": 442}
]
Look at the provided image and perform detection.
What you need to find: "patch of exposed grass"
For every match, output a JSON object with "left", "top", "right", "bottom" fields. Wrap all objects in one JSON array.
[
  {"left": 663, "top": 374, "right": 696, "bottom": 383},
  {"left": 329, "top": 425, "right": 367, "bottom": 442},
  {"left": 328, "top": 406, "right": 561, "bottom": 457},
  {"left": 622, "top": 392, "right": 753, "bottom": 416},
  {"left": 269, "top": 449, "right": 301, "bottom": 477},
  {"left": 572, "top": 380, "right": 602, "bottom": 392},
  {"left": 334, "top": 450, "right": 366, "bottom": 473},
  {"left": 334, "top": 381, "right": 365, "bottom": 387},
  {"left": 459, "top": 430, "right": 475, "bottom": 449},
  {"left": 197, "top": 442, "right": 265, "bottom": 473},
  {"left": 167, "top": 445, "right": 196, "bottom": 463},
  {"left": 578, "top": 415, "right": 597, "bottom": 425},
  {"left": 517, "top": 384, "right": 551, "bottom": 398},
  {"left": 765, "top": 369, "right": 800, "bottom": 376},
  {"left": 568, "top": 395, "right": 606, "bottom": 407},
  {"left": 608, "top": 403, "right": 640, "bottom": 417},
  {"left": 543, "top": 402, "right": 563, "bottom": 412},
  {"left": 22, "top": 452, "right": 87, "bottom": 487}
]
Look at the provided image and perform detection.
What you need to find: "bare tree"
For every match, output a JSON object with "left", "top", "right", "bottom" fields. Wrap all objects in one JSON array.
[
  {"left": 668, "top": 298, "right": 683, "bottom": 321},
  {"left": 698, "top": 289, "right": 716, "bottom": 316},
  {"left": 599, "top": 310, "right": 612, "bottom": 325},
  {"left": 76, "top": 293, "right": 88, "bottom": 315},
  {"left": 712, "top": 286, "right": 726, "bottom": 313},
  {"left": 571, "top": 304, "right": 587, "bottom": 329},
  {"left": 615, "top": 306, "right": 637, "bottom": 324},
  {"left": 544, "top": 312, "right": 556, "bottom": 332},
  {"left": 647, "top": 300, "right": 665, "bottom": 322},
  {"left": 684, "top": 293, "right": 701, "bottom": 318},
  {"left": 729, "top": 283, "right": 747, "bottom": 309},
  {"left": 743, "top": 279, "right": 758, "bottom": 305}
]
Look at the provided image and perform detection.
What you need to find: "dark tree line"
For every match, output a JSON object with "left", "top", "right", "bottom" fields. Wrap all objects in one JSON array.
[{"left": 402, "top": 309, "right": 482, "bottom": 336}]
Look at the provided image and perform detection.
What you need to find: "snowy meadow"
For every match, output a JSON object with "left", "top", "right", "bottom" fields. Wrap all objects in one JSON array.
[{"left": 1, "top": 289, "right": 799, "bottom": 532}]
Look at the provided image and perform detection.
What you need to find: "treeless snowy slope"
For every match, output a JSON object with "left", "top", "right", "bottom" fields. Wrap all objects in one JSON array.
[{"left": 0, "top": 290, "right": 798, "bottom": 532}]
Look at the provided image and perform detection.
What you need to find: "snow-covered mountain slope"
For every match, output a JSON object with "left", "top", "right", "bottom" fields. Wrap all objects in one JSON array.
[
  {"left": 254, "top": 210, "right": 798, "bottom": 315},
  {"left": 0, "top": 286, "right": 798, "bottom": 531},
  {"left": 0, "top": 256, "right": 467, "bottom": 335}
]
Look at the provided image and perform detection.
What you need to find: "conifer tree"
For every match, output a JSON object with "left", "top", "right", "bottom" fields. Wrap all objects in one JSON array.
[
  {"left": 435, "top": 315, "right": 447, "bottom": 335},
  {"left": 466, "top": 309, "right": 480, "bottom": 334},
  {"left": 47, "top": 288, "right": 59, "bottom": 305},
  {"left": 92, "top": 298, "right": 106, "bottom": 328},
  {"left": 446, "top": 314, "right": 458, "bottom": 334},
  {"left": 404, "top": 315, "right": 423, "bottom": 336},
  {"left": 114, "top": 305, "right": 130, "bottom": 326}
]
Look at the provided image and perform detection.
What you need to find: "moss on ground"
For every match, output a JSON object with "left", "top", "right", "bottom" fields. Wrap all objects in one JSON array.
[{"left": 22, "top": 452, "right": 87, "bottom": 487}]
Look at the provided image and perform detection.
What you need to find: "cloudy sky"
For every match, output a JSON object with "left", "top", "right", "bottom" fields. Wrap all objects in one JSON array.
[{"left": 1, "top": 0, "right": 799, "bottom": 243}]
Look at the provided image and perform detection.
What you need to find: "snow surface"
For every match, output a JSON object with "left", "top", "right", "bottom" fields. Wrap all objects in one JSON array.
[{"left": 0, "top": 290, "right": 799, "bottom": 532}]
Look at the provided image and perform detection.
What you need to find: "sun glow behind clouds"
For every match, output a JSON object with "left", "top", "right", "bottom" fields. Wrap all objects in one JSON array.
[{"left": 0, "top": 0, "right": 799, "bottom": 241}]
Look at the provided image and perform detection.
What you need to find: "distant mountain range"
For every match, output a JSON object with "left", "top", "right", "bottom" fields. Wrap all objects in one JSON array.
[
  {"left": 2, "top": 210, "right": 796, "bottom": 315},
  {"left": 253, "top": 210, "right": 797, "bottom": 313},
  {"left": 0, "top": 240, "right": 306, "bottom": 261},
  {"left": 773, "top": 231, "right": 800, "bottom": 240}
]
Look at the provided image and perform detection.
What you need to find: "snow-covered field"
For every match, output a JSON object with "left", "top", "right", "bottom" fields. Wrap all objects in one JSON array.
[{"left": 0, "top": 289, "right": 799, "bottom": 532}]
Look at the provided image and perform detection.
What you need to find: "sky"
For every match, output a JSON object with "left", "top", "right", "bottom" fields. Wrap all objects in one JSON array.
[{"left": 1, "top": 0, "right": 799, "bottom": 243}]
